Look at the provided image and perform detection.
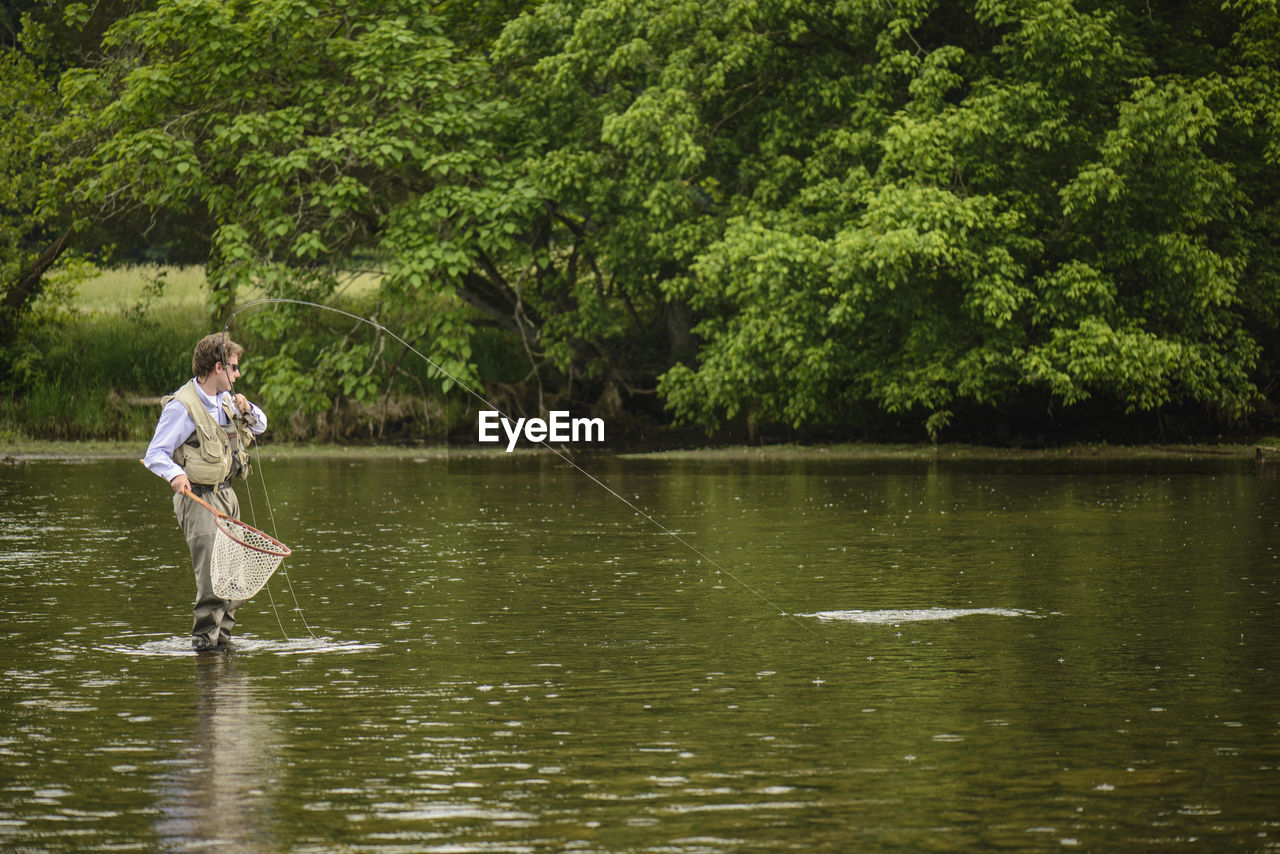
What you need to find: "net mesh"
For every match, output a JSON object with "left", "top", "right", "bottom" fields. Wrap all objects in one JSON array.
[{"left": 210, "top": 515, "right": 291, "bottom": 600}]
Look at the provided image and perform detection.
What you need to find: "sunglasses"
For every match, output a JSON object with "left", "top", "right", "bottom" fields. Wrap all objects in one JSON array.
[{"left": 223, "top": 362, "right": 240, "bottom": 373}]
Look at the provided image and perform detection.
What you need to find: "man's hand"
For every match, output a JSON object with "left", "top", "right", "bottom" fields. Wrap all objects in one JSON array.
[
  {"left": 232, "top": 393, "right": 251, "bottom": 414},
  {"left": 170, "top": 474, "right": 191, "bottom": 495}
]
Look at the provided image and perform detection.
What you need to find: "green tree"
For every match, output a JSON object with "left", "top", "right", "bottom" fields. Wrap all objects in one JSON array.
[
  {"left": 65, "top": 0, "right": 540, "bottom": 420},
  {"left": 1, "top": 0, "right": 168, "bottom": 382},
  {"left": 487, "top": 0, "right": 772, "bottom": 411},
  {"left": 497, "top": 0, "right": 1280, "bottom": 438},
  {"left": 0, "top": 47, "right": 74, "bottom": 369},
  {"left": 652, "top": 0, "right": 1280, "bottom": 437},
  {"left": 55, "top": 0, "right": 1280, "bottom": 439},
  {"left": 69, "top": 0, "right": 694, "bottom": 423}
]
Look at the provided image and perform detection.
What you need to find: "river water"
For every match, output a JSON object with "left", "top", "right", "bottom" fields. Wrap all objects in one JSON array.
[{"left": 1, "top": 452, "right": 1278, "bottom": 852}]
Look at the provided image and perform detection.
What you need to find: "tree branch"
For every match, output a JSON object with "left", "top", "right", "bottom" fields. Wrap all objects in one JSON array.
[{"left": 1, "top": 227, "right": 74, "bottom": 344}]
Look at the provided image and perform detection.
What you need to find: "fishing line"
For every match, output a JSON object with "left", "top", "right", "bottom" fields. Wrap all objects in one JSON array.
[
  {"left": 221, "top": 327, "right": 318, "bottom": 641},
  {"left": 248, "top": 451, "right": 319, "bottom": 640},
  {"left": 224, "top": 297, "right": 823, "bottom": 641},
  {"left": 240, "top": 483, "right": 292, "bottom": 640}
]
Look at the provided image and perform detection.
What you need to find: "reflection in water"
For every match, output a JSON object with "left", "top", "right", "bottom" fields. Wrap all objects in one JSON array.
[{"left": 152, "top": 655, "right": 279, "bottom": 852}]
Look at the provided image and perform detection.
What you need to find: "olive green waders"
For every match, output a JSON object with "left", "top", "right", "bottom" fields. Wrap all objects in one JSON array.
[{"left": 174, "top": 486, "right": 246, "bottom": 647}]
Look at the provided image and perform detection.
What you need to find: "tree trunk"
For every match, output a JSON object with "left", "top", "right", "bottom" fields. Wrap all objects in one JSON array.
[{"left": 0, "top": 227, "right": 73, "bottom": 347}]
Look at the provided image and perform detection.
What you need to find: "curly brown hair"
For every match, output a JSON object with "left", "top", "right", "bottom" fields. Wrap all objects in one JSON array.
[{"left": 192, "top": 333, "right": 243, "bottom": 379}]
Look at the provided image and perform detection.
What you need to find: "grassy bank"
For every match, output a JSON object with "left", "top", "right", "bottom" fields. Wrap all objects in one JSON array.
[
  {"left": 0, "top": 265, "right": 463, "bottom": 444},
  {"left": 1, "top": 306, "right": 207, "bottom": 441},
  {"left": 2, "top": 437, "right": 1269, "bottom": 463},
  {"left": 74, "top": 265, "right": 380, "bottom": 313},
  {"left": 7, "top": 267, "right": 1277, "bottom": 451},
  {"left": 0, "top": 265, "right": 213, "bottom": 442},
  {"left": 75, "top": 265, "right": 209, "bottom": 313},
  {"left": 0, "top": 438, "right": 456, "bottom": 460}
]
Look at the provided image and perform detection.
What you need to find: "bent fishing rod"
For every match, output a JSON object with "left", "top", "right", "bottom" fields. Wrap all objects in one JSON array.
[{"left": 224, "top": 297, "right": 822, "bottom": 640}]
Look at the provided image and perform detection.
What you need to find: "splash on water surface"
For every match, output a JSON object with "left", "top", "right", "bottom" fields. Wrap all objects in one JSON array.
[
  {"left": 98, "top": 634, "right": 380, "bottom": 657},
  {"left": 798, "top": 607, "right": 1035, "bottom": 624}
]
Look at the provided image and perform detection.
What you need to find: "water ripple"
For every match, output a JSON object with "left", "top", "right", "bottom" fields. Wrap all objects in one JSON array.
[
  {"left": 798, "top": 607, "right": 1035, "bottom": 623},
  {"left": 95, "top": 635, "right": 380, "bottom": 657}
]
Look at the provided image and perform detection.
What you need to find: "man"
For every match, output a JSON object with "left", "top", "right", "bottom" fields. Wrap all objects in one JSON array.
[{"left": 144, "top": 333, "right": 268, "bottom": 651}]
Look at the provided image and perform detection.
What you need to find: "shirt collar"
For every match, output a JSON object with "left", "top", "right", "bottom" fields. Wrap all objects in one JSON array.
[{"left": 193, "top": 379, "right": 224, "bottom": 408}]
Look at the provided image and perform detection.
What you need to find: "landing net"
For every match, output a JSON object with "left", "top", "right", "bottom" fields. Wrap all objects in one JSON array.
[{"left": 210, "top": 514, "right": 292, "bottom": 600}]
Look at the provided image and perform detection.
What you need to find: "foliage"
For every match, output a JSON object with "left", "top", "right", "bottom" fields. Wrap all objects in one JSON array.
[
  {"left": 29, "top": 0, "right": 1280, "bottom": 441},
  {"left": 0, "top": 44, "right": 100, "bottom": 383},
  {"left": 634, "top": 0, "right": 1280, "bottom": 438},
  {"left": 486, "top": 0, "right": 735, "bottom": 404},
  {"left": 62, "top": 0, "right": 537, "bottom": 422},
  {"left": 0, "top": 49, "right": 56, "bottom": 298}
]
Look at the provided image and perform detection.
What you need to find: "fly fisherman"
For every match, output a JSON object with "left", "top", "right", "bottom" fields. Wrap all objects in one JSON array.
[{"left": 144, "top": 333, "right": 267, "bottom": 652}]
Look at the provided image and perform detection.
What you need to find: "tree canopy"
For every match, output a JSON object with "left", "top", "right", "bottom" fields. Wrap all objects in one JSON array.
[
  {"left": 516, "top": 0, "right": 1280, "bottom": 437},
  {"left": 4, "top": 0, "right": 1278, "bottom": 440}
]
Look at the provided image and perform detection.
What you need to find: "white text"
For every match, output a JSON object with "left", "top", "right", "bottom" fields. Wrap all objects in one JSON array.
[{"left": 477, "top": 410, "right": 605, "bottom": 452}]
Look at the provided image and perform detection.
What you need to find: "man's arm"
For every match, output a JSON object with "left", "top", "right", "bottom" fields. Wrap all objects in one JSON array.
[{"left": 143, "top": 402, "right": 194, "bottom": 493}]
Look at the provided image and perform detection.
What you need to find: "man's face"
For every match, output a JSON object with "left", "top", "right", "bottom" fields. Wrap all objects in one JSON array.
[{"left": 214, "top": 359, "right": 240, "bottom": 393}]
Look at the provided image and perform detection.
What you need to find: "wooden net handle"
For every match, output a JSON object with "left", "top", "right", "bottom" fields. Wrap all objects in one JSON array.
[{"left": 181, "top": 487, "right": 228, "bottom": 519}]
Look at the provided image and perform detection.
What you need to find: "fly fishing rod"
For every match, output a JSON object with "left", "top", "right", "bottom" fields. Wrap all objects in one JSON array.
[{"left": 225, "top": 297, "right": 823, "bottom": 640}]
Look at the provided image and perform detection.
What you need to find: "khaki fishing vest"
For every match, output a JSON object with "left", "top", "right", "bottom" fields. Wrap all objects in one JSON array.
[{"left": 162, "top": 379, "right": 255, "bottom": 485}]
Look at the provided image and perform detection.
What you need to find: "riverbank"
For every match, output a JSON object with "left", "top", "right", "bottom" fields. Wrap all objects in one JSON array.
[{"left": 1, "top": 437, "right": 1269, "bottom": 463}]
